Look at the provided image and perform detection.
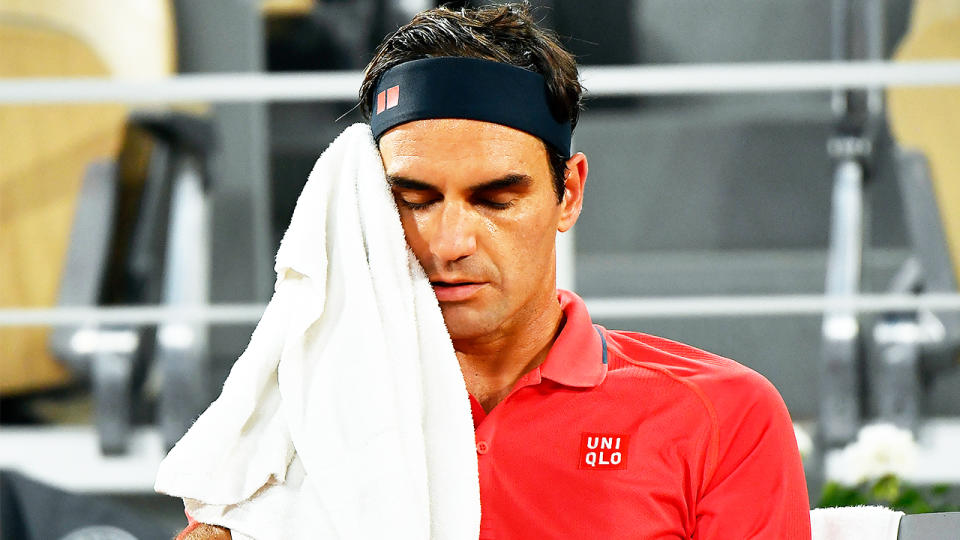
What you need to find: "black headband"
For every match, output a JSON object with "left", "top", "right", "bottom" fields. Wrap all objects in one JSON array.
[{"left": 369, "top": 56, "right": 572, "bottom": 158}]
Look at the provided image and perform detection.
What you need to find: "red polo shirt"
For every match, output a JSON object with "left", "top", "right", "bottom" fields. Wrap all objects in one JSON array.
[
  {"left": 469, "top": 290, "right": 811, "bottom": 539},
  {"left": 181, "top": 290, "right": 811, "bottom": 539}
]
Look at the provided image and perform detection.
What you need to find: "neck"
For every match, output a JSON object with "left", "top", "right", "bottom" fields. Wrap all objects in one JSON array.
[{"left": 455, "top": 289, "right": 564, "bottom": 413}]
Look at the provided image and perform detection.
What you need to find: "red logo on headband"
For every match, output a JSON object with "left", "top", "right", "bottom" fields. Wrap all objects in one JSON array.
[{"left": 376, "top": 85, "right": 400, "bottom": 114}]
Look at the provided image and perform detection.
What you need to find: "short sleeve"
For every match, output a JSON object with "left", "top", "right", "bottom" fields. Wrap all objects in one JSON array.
[{"left": 694, "top": 371, "right": 812, "bottom": 539}]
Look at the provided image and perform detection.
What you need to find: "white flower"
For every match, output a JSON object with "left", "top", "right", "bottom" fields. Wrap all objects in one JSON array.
[
  {"left": 835, "top": 423, "right": 919, "bottom": 486},
  {"left": 794, "top": 423, "right": 813, "bottom": 460}
]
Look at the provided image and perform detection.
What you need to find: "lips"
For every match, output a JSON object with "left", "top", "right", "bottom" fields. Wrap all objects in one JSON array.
[{"left": 430, "top": 280, "right": 486, "bottom": 302}]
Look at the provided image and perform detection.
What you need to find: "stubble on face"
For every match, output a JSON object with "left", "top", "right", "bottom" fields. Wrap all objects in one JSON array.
[{"left": 378, "top": 119, "right": 563, "bottom": 344}]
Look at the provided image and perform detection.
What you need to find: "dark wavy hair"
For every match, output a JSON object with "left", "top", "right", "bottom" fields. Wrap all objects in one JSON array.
[{"left": 359, "top": 3, "right": 582, "bottom": 202}]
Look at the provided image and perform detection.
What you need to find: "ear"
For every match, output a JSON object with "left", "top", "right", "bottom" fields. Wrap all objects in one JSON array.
[{"left": 558, "top": 152, "right": 588, "bottom": 233}]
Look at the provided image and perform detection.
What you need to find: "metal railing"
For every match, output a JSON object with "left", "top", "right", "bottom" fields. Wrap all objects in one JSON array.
[{"left": 0, "top": 61, "right": 958, "bottom": 104}]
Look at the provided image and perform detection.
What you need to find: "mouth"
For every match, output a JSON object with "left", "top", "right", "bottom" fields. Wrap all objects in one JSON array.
[{"left": 430, "top": 281, "right": 486, "bottom": 302}]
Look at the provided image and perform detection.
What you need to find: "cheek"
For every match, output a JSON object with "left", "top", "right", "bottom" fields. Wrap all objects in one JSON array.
[
  {"left": 517, "top": 202, "right": 560, "bottom": 244},
  {"left": 396, "top": 208, "right": 429, "bottom": 254},
  {"left": 488, "top": 207, "right": 559, "bottom": 272}
]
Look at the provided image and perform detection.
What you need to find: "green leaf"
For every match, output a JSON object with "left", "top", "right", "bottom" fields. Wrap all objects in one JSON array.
[
  {"left": 817, "top": 482, "right": 869, "bottom": 508},
  {"left": 871, "top": 475, "right": 901, "bottom": 503}
]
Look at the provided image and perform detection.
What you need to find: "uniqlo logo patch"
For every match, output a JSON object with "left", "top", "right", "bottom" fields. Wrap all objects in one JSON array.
[
  {"left": 375, "top": 85, "right": 400, "bottom": 114},
  {"left": 579, "top": 432, "right": 630, "bottom": 470}
]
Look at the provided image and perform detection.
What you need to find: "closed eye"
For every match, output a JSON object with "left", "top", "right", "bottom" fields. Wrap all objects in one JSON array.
[
  {"left": 393, "top": 188, "right": 441, "bottom": 209},
  {"left": 474, "top": 198, "right": 515, "bottom": 210},
  {"left": 472, "top": 186, "right": 521, "bottom": 210},
  {"left": 397, "top": 197, "right": 439, "bottom": 210},
  {"left": 469, "top": 174, "right": 530, "bottom": 210},
  {"left": 388, "top": 176, "right": 441, "bottom": 210},
  {"left": 387, "top": 173, "right": 529, "bottom": 211}
]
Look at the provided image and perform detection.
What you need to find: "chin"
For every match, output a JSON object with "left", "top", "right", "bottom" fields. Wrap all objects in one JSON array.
[{"left": 438, "top": 305, "right": 499, "bottom": 340}]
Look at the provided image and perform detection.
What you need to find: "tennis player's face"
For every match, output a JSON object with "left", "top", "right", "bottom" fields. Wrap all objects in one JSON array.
[{"left": 379, "top": 119, "right": 586, "bottom": 341}]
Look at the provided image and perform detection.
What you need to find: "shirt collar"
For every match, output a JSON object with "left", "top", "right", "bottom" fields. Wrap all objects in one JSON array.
[{"left": 538, "top": 289, "right": 608, "bottom": 388}]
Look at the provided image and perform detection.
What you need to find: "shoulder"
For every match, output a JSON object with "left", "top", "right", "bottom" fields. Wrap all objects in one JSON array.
[
  {"left": 605, "top": 329, "right": 775, "bottom": 391},
  {"left": 601, "top": 329, "right": 786, "bottom": 419},
  {"left": 601, "top": 329, "right": 798, "bottom": 481}
]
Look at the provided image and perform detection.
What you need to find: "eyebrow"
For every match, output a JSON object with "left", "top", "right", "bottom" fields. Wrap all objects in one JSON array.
[
  {"left": 386, "top": 175, "right": 434, "bottom": 191},
  {"left": 386, "top": 174, "right": 533, "bottom": 192},
  {"left": 473, "top": 174, "right": 533, "bottom": 192}
]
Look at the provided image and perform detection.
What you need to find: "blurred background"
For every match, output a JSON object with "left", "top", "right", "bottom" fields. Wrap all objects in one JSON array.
[{"left": 1, "top": 0, "right": 959, "bottom": 538}]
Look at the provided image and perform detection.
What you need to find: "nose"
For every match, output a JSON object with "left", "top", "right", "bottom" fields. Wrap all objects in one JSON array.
[{"left": 429, "top": 201, "right": 478, "bottom": 264}]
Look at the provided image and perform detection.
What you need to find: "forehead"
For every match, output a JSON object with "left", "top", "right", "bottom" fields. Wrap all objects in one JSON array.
[{"left": 377, "top": 118, "right": 550, "bottom": 180}]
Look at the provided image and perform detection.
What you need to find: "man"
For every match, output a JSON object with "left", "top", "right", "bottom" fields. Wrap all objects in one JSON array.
[{"left": 183, "top": 4, "right": 810, "bottom": 539}]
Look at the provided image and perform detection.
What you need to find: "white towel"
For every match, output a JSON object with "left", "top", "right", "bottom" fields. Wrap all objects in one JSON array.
[
  {"left": 154, "top": 123, "right": 481, "bottom": 540},
  {"left": 811, "top": 506, "right": 904, "bottom": 540}
]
